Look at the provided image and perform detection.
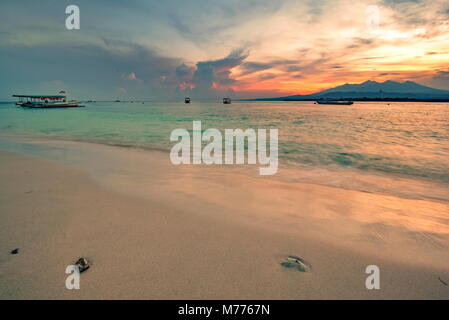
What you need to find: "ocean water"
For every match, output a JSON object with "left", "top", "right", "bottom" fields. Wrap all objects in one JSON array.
[{"left": 0, "top": 101, "right": 448, "bottom": 199}]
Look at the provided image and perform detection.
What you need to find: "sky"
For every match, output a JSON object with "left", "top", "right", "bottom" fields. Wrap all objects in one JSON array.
[{"left": 0, "top": 0, "right": 448, "bottom": 100}]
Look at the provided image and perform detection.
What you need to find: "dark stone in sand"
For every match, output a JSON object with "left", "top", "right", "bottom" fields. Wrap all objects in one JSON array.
[
  {"left": 280, "top": 255, "right": 312, "bottom": 272},
  {"left": 10, "top": 248, "right": 19, "bottom": 255},
  {"left": 75, "top": 257, "right": 91, "bottom": 273}
]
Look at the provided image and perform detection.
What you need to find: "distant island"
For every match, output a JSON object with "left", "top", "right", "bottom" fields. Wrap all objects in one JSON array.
[{"left": 244, "top": 80, "right": 449, "bottom": 102}]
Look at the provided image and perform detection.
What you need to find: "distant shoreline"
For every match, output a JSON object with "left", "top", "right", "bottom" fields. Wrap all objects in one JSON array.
[
  {"left": 2, "top": 99, "right": 449, "bottom": 104},
  {"left": 241, "top": 98, "right": 449, "bottom": 102}
]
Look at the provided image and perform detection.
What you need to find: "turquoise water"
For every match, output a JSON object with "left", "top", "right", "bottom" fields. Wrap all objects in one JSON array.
[{"left": 0, "top": 101, "right": 448, "bottom": 185}]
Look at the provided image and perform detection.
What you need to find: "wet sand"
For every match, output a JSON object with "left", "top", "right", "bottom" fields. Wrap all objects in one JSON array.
[{"left": 0, "top": 138, "right": 448, "bottom": 299}]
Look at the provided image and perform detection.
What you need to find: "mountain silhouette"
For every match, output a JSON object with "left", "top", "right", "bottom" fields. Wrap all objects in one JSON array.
[{"left": 248, "top": 80, "right": 449, "bottom": 101}]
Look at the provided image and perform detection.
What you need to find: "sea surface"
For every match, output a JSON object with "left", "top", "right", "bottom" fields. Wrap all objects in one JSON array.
[{"left": 0, "top": 101, "right": 448, "bottom": 201}]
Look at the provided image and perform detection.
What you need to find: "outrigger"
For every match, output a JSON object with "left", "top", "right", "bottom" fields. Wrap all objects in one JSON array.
[{"left": 13, "top": 94, "right": 84, "bottom": 108}]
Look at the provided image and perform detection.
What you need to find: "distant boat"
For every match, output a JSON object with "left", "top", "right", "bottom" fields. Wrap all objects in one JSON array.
[
  {"left": 13, "top": 94, "right": 84, "bottom": 108},
  {"left": 115, "top": 99, "right": 120, "bottom": 102},
  {"left": 223, "top": 98, "right": 231, "bottom": 104},
  {"left": 185, "top": 97, "right": 191, "bottom": 104},
  {"left": 315, "top": 100, "right": 353, "bottom": 105}
]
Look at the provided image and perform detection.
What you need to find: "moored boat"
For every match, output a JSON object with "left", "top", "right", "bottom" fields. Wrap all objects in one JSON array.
[
  {"left": 315, "top": 100, "right": 353, "bottom": 105},
  {"left": 13, "top": 94, "right": 85, "bottom": 108},
  {"left": 223, "top": 97, "right": 231, "bottom": 104}
]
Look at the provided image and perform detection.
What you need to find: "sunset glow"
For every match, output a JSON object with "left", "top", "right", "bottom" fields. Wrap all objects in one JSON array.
[{"left": 0, "top": 0, "right": 448, "bottom": 99}]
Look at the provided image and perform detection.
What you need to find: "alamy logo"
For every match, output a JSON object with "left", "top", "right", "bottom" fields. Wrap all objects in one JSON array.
[
  {"left": 366, "top": 5, "right": 380, "bottom": 32},
  {"left": 365, "top": 265, "right": 380, "bottom": 290},
  {"left": 65, "top": 5, "right": 80, "bottom": 30},
  {"left": 170, "top": 121, "right": 278, "bottom": 175},
  {"left": 65, "top": 265, "right": 80, "bottom": 290}
]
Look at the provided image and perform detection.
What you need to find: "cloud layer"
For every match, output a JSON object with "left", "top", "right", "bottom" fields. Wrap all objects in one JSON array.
[{"left": 0, "top": 0, "right": 448, "bottom": 100}]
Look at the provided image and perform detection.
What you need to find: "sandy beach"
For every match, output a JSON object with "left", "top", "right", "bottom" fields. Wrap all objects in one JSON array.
[
  {"left": 2, "top": 0, "right": 449, "bottom": 304},
  {"left": 0, "top": 137, "right": 448, "bottom": 299}
]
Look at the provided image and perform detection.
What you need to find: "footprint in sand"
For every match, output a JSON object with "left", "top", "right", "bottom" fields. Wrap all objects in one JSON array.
[{"left": 280, "top": 255, "right": 312, "bottom": 272}]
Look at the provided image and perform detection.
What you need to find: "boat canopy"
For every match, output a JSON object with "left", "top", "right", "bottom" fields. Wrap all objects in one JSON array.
[{"left": 13, "top": 95, "right": 66, "bottom": 99}]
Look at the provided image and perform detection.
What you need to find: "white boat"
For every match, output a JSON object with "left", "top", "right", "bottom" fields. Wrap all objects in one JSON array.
[{"left": 13, "top": 94, "right": 84, "bottom": 108}]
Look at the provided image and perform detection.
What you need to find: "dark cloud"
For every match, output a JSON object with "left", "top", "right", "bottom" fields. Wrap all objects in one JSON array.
[
  {"left": 240, "top": 59, "right": 298, "bottom": 76},
  {"left": 378, "top": 72, "right": 401, "bottom": 76},
  {"left": 425, "top": 51, "right": 448, "bottom": 55},
  {"left": 380, "top": 0, "right": 446, "bottom": 40},
  {"left": 424, "top": 69, "right": 449, "bottom": 90},
  {"left": 284, "top": 65, "right": 303, "bottom": 72},
  {"left": 257, "top": 73, "right": 278, "bottom": 81},
  {"left": 187, "top": 48, "right": 249, "bottom": 99},
  {"left": 240, "top": 53, "right": 331, "bottom": 81},
  {"left": 175, "top": 63, "right": 195, "bottom": 80},
  {"left": 346, "top": 38, "right": 374, "bottom": 49},
  {"left": 269, "top": 59, "right": 298, "bottom": 65},
  {"left": 360, "top": 56, "right": 390, "bottom": 60},
  {"left": 165, "top": 0, "right": 283, "bottom": 46},
  {"left": 0, "top": 37, "right": 183, "bottom": 100},
  {"left": 240, "top": 62, "right": 274, "bottom": 75},
  {"left": 383, "top": 0, "right": 421, "bottom": 4},
  {"left": 436, "top": 70, "right": 449, "bottom": 77},
  {"left": 307, "top": 0, "right": 326, "bottom": 16}
]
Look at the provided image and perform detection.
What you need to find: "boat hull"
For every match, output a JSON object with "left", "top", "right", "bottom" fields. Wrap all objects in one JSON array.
[
  {"left": 20, "top": 101, "right": 84, "bottom": 108},
  {"left": 315, "top": 100, "right": 354, "bottom": 105}
]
